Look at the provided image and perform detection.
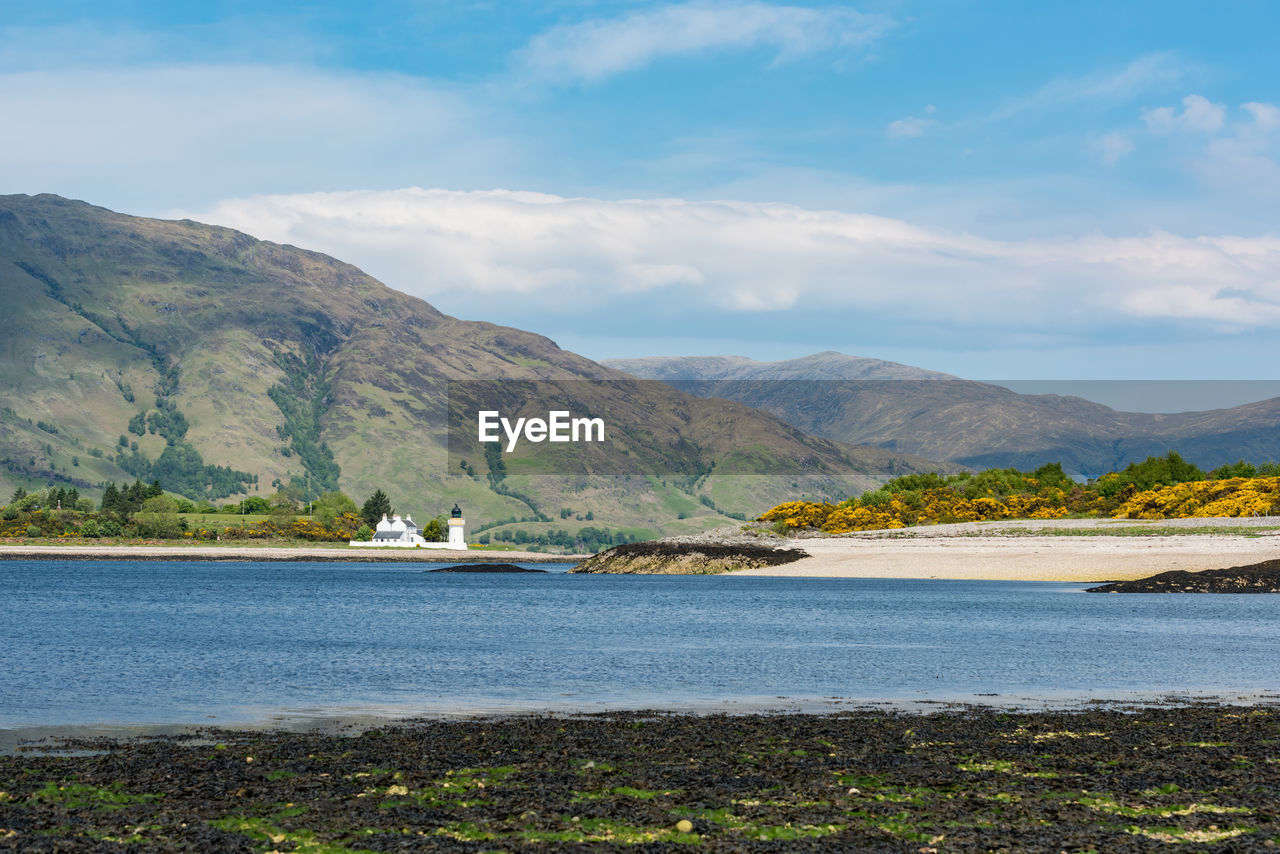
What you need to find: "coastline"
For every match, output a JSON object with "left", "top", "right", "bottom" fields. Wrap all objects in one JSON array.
[
  {"left": 734, "top": 532, "right": 1280, "bottom": 581},
  {"left": 6, "top": 517, "right": 1280, "bottom": 578},
  {"left": 730, "top": 517, "right": 1280, "bottom": 581},
  {"left": 7, "top": 702, "right": 1280, "bottom": 850},
  {"left": 0, "top": 543, "right": 588, "bottom": 563}
]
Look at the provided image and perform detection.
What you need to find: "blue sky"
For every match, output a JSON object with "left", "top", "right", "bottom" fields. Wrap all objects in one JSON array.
[{"left": 3, "top": 1, "right": 1280, "bottom": 383}]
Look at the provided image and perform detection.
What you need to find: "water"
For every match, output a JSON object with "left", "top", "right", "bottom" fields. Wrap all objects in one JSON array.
[{"left": 3, "top": 560, "right": 1279, "bottom": 730}]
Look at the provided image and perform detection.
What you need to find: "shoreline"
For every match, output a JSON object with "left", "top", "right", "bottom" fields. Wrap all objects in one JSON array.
[
  {"left": 7, "top": 702, "right": 1280, "bottom": 850},
  {"left": 732, "top": 533, "right": 1280, "bottom": 581},
  {"left": 5, "top": 517, "right": 1280, "bottom": 579},
  {"left": 8, "top": 690, "right": 1280, "bottom": 755},
  {"left": 0, "top": 543, "right": 588, "bottom": 563},
  {"left": 731, "top": 518, "right": 1280, "bottom": 581}
]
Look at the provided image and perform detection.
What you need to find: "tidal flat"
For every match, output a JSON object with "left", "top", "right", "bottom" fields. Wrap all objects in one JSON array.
[{"left": 4, "top": 705, "right": 1280, "bottom": 852}]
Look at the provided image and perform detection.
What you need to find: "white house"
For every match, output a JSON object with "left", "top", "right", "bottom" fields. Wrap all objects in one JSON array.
[{"left": 349, "top": 507, "right": 467, "bottom": 550}]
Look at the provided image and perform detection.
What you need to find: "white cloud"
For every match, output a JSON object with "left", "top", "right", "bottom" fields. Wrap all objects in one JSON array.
[
  {"left": 1091, "top": 132, "right": 1135, "bottom": 166},
  {"left": 0, "top": 65, "right": 512, "bottom": 208},
  {"left": 1241, "top": 101, "right": 1280, "bottom": 133},
  {"left": 516, "top": 1, "right": 892, "bottom": 83},
  {"left": 1166, "top": 100, "right": 1280, "bottom": 197},
  {"left": 995, "top": 53, "right": 1185, "bottom": 119},
  {"left": 185, "top": 188, "right": 1280, "bottom": 331},
  {"left": 1142, "top": 94, "right": 1225, "bottom": 134},
  {"left": 886, "top": 105, "right": 935, "bottom": 139}
]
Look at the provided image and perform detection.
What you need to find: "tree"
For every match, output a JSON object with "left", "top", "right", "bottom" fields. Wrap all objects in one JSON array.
[
  {"left": 9, "top": 487, "right": 26, "bottom": 504},
  {"left": 237, "top": 495, "right": 271, "bottom": 514},
  {"left": 421, "top": 517, "right": 445, "bottom": 542},
  {"left": 134, "top": 495, "right": 183, "bottom": 538},
  {"left": 268, "top": 491, "right": 299, "bottom": 525},
  {"left": 361, "top": 489, "right": 392, "bottom": 526},
  {"left": 100, "top": 483, "right": 123, "bottom": 515},
  {"left": 313, "top": 491, "right": 358, "bottom": 527}
]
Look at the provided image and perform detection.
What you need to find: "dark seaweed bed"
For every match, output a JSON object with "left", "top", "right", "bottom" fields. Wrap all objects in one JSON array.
[
  {"left": 5, "top": 704, "right": 1280, "bottom": 851},
  {"left": 1088, "top": 559, "right": 1280, "bottom": 593}
]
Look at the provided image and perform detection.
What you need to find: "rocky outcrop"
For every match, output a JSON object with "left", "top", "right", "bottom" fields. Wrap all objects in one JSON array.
[
  {"left": 1087, "top": 559, "right": 1280, "bottom": 593},
  {"left": 570, "top": 540, "right": 807, "bottom": 575},
  {"left": 425, "top": 563, "right": 547, "bottom": 573}
]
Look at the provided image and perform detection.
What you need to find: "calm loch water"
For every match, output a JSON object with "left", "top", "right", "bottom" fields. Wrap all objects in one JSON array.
[{"left": 3, "top": 560, "right": 1279, "bottom": 729}]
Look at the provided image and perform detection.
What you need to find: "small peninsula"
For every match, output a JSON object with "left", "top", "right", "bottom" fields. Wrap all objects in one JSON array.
[{"left": 570, "top": 536, "right": 807, "bottom": 575}]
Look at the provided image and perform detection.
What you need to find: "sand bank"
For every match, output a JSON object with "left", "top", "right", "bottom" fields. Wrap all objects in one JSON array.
[{"left": 733, "top": 518, "right": 1280, "bottom": 581}]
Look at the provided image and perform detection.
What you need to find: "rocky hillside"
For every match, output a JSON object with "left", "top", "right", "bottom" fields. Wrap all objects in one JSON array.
[
  {"left": 0, "top": 194, "right": 952, "bottom": 539},
  {"left": 604, "top": 354, "right": 1280, "bottom": 477}
]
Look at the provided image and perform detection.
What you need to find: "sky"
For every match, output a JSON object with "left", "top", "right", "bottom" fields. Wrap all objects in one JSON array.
[{"left": 3, "top": 1, "right": 1280, "bottom": 384}]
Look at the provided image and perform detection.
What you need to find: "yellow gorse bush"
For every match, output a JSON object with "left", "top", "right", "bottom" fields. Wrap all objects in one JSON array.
[
  {"left": 759, "top": 475, "right": 1280, "bottom": 533},
  {"left": 760, "top": 487, "right": 1089, "bottom": 533},
  {"left": 1112, "top": 477, "right": 1280, "bottom": 520}
]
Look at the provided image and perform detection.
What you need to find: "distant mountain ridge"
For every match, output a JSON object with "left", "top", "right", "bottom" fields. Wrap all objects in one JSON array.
[
  {"left": 602, "top": 354, "right": 1280, "bottom": 477},
  {"left": 0, "top": 194, "right": 953, "bottom": 538},
  {"left": 604, "top": 352, "right": 955, "bottom": 382}
]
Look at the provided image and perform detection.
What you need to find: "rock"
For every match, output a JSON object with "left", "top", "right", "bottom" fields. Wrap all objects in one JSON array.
[
  {"left": 1086, "top": 558, "right": 1280, "bottom": 593},
  {"left": 425, "top": 564, "right": 547, "bottom": 573},
  {"left": 570, "top": 540, "right": 807, "bottom": 575}
]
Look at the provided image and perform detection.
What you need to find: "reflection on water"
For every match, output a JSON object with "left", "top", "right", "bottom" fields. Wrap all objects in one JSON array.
[{"left": 2, "top": 560, "right": 1279, "bottom": 729}]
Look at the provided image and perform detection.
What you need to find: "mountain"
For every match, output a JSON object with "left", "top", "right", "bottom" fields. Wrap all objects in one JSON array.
[
  {"left": 601, "top": 354, "right": 1280, "bottom": 477},
  {"left": 603, "top": 352, "right": 954, "bottom": 382},
  {"left": 0, "top": 194, "right": 952, "bottom": 539}
]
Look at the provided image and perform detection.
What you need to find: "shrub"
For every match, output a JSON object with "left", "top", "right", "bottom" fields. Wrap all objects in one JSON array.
[
  {"left": 80, "top": 519, "right": 101, "bottom": 538},
  {"left": 312, "top": 491, "right": 358, "bottom": 527},
  {"left": 355, "top": 524, "right": 373, "bottom": 541},
  {"left": 25, "top": 525, "right": 42, "bottom": 538},
  {"left": 134, "top": 495, "right": 183, "bottom": 538}
]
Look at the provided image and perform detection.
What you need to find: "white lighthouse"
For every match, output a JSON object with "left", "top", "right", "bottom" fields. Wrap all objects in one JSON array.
[{"left": 446, "top": 503, "right": 466, "bottom": 549}]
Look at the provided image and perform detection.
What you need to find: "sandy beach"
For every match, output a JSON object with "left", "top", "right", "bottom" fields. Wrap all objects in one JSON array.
[{"left": 733, "top": 517, "right": 1280, "bottom": 581}]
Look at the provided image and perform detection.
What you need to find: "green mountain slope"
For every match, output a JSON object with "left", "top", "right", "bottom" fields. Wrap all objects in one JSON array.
[
  {"left": 0, "top": 194, "right": 952, "bottom": 538},
  {"left": 603, "top": 354, "right": 1280, "bottom": 477}
]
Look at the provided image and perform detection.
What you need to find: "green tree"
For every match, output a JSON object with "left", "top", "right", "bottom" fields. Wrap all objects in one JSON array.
[
  {"left": 100, "top": 483, "right": 123, "bottom": 515},
  {"left": 1211, "top": 460, "right": 1258, "bottom": 480},
  {"left": 267, "top": 491, "right": 299, "bottom": 526},
  {"left": 134, "top": 495, "right": 183, "bottom": 538},
  {"left": 361, "top": 489, "right": 392, "bottom": 526},
  {"left": 238, "top": 496, "right": 271, "bottom": 514},
  {"left": 420, "top": 517, "right": 445, "bottom": 542},
  {"left": 313, "top": 491, "right": 358, "bottom": 527},
  {"left": 484, "top": 442, "right": 506, "bottom": 486},
  {"left": 1094, "top": 451, "right": 1206, "bottom": 497}
]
